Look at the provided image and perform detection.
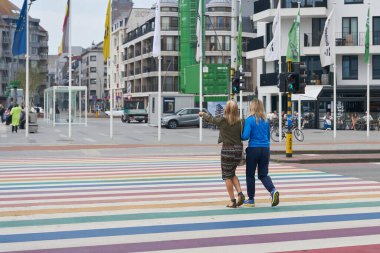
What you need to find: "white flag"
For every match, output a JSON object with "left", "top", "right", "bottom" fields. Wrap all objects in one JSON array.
[
  {"left": 265, "top": 2, "right": 281, "bottom": 62},
  {"left": 196, "top": 0, "right": 202, "bottom": 62},
  {"left": 152, "top": 0, "right": 161, "bottom": 58},
  {"left": 320, "top": 8, "right": 335, "bottom": 67}
]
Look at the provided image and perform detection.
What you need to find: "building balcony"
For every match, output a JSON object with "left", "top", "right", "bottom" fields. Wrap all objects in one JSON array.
[
  {"left": 2, "top": 37, "right": 10, "bottom": 44},
  {"left": 39, "top": 41, "right": 48, "bottom": 47},
  {"left": 253, "top": 0, "right": 327, "bottom": 22},
  {"left": 246, "top": 36, "right": 265, "bottom": 59}
]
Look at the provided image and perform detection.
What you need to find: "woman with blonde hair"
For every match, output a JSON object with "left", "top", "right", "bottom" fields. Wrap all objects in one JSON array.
[
  {"left": 199, "top": 100, "right": 245, "bottom": 208},
  {"left": 241, "top": 99, "right": 279, "bottom": 207}
]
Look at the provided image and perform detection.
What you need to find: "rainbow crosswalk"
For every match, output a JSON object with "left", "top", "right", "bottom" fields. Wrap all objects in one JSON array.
[{"left": 0, "top": 156, "right": 379, "bottom": 253}]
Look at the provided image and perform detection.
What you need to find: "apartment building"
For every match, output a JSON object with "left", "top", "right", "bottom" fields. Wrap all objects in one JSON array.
[
  {"left": 0, "top": 0, "right": 48, "bottom": 105},
  {"left": 248, "top": 0, "right": 380, "bottom": 128},
  {"left": 120, "top": 0, "right": 256, "bottom": 107},
  {"left": 81, "top": 43, "right": 106, "bottom": 110},
  {"left": 121, "top": 3, "right": 175, "bottom": 107}
]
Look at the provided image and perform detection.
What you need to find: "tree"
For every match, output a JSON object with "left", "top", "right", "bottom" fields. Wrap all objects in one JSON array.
[{"left": 15, "top": 67, "right": 45, "bottom": 108}]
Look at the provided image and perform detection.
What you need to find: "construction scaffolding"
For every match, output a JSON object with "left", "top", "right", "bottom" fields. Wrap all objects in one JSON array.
[{"left": 44, "top": 86, "right": 87, "bottom": 126}]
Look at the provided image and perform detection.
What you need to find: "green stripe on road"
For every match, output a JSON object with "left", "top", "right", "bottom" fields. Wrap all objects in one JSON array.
[{"left": 1, "top": 201, "right": 379, "bottom": 228}]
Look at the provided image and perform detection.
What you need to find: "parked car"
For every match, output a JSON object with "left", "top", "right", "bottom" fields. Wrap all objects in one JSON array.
[
  {"left": 161, "top": 108, "right": 210, "bottom": 129},
  {"left": 105, "top": 109, "right": 124, "bottom": 117}
]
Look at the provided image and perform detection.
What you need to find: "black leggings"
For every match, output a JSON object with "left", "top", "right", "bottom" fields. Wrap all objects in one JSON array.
[{"left": 12, "top": 125, "right": 18, "bottom": 133}]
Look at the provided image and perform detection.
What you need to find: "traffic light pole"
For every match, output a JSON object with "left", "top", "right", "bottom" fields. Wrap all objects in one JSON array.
[{"left": 286, "top": 61, "right": 293, "bottom": 158}]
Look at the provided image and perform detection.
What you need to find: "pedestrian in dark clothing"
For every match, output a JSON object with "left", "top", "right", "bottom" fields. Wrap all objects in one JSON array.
[
  {"left": 241, "top": 99, "right": 280, "bottom": 207},
  {"left": 0, "top": 104, "right": 5, "bottom": 124}
]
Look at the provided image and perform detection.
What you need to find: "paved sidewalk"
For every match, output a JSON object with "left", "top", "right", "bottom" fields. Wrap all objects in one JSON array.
[{"left": 271, "top": 153, "right": 380, "bottom": 164}]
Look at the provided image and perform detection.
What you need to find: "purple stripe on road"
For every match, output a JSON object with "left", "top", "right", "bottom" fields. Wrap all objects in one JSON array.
[{"left": 6, "top": 226, "right": 380, "bottom": 253}]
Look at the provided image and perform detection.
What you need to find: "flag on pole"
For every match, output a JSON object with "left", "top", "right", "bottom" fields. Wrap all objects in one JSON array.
[
  {"left": 265, "top": 2, "right": 281, "bottom": 62},
  {"left": 152, "top": 0, "right": 161, "bottom": 58},
  {"left": 364, "top": 7, "right": 370, "bottom": 64},
  {"left": 286, "top": 10, "right": 300, "bottom": 62},
  {"left": 58, "top": 0, "right": 70, "bottom": 55},
  {"left": 320, "top": 8, "right": 335, "bottom": 67},
  {"left": 237, "top": 1, "right": 243, "bottom": 69},
  {"left": 196, "top": 0, "right": 202, "bottom": 62},
  {"left": 103, "top": 0, "right": 111, "bottom": 61},
  {"left": 12, "top": 0, "right": 27, "bottom": 56}
]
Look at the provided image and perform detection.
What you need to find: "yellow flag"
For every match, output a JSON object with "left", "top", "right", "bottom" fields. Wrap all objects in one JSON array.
[{"left": 103, "top": 0, "right": 111, "bottom": 61}]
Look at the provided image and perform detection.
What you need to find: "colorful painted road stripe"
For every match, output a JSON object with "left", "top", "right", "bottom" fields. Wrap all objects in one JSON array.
[{"left": 0, "top": 156, "right": 379, "bottom": 253}]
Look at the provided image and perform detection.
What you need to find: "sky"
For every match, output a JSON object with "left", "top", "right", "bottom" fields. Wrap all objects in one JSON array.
[{"left": 11, "top": 0, "right": 156, "bottom": 55}]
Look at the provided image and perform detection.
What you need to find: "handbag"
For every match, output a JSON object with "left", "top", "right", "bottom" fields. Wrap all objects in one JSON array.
[{"left": 238, "top": 120, "right": 246, "bottom": 166}]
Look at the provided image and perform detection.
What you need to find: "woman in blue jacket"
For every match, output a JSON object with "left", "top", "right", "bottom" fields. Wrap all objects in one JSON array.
[{"left": 241, "top": 99, "right": 279, "bottom": 207}]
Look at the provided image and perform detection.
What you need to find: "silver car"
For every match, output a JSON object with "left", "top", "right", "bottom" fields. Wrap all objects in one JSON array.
[{"left": 161, "top": 108, "right": 210, "bottom": 129}]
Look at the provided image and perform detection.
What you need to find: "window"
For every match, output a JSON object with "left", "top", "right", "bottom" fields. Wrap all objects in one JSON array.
[
  {"left": 374, "top": 17, "right": 380, "bottom": 45},
  {"left": 90, "top": 79, "right": 97, "bottom": 84},
  {"left": 373, "top": 55, "right": 380, "bottom": 79},
  {"left": 31, "top": 34, "right": 38, "bottom": 42},
  {"left": 32, "top": 48, "right": 38, "bottom": 55},
  {"left": 225, "top": 36, "right": 230, "bottom": 51},
  {"left": 217, "top": 36, "right": 223, "bottom": 50},
  {"left": 152, "top": 97, "right": 155, "bottom": 113},
  {"left": 161, "top": 17, "right": 170, "bottom": 30},
  {"left": 311, "top": 18, "right": 326, "bottom": 46},
  {"left": 344, "top": 0, "right": 363, "bottom": 3},
  {"left": 342, "top": 55, "right": 358, "bottom": 80},
  {"left": 342, "top": 17, "right": 358, "bottom": 46},
  {"left": 90, "top": 56, "right": 96, "bottom": 61},
  {"left": 90, "top": 67, "right": 96, "bottom": 73},
  {"left": 163, "top": 98, "right": 175, "bottom": 113}
]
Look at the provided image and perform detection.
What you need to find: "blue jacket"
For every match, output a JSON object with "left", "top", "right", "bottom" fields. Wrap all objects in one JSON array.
[{"left": 241, "top": 115, "right": 270, "bottom": 148}]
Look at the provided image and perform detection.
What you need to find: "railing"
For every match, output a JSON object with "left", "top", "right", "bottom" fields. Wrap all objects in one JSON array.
[
  {"left": 335, "top": 32, "right": 365, "bottom": 46},
  {"left": 143, "top": 47, "right": 151, "bottom": 54},
  {"left": 304, "top": 32, "right": 323, "bottom": 47},
  {"left": 129, "top": 70, "right": 134, "bottom": 75},
  {"left": 135, "top": 50, "right": 141, "bottom": 57},
  {"left": 128, "top": 53, "right": 134, "bottom": 59},
  {"left": 39, "top": 41, "right": 48, "bottom": 47},
  {"left": 135, "top": 68, "right": 141, "bottom": 75},
  {"left": 260, "top": 73, "right": 278, "bottom": 87},
  {"left": 206, "top": 25, "right": 231, "bottom": 31},
  {"left": 247, "top": 36, "right": 264, "bottom": 51},
  {"left": 254, "top": 0, "right": 327, "bottom": 14},
  {"left": 161, "top": 25, "right": 178, "bottom": 31}
]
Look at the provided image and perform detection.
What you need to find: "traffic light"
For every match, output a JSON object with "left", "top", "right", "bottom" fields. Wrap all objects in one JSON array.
[
  {"left": 287, "top": 72, "right": 299, "bottom": 93},
  {"left": 294, "top": 62, "right": 307, "bottom": 94},
  {"left": 278, "top": 73, "right": 287, "bottom": 93},
  {"left": 238, "top": 71, "right": 246, "bottom": 91},
  {"left": 232, "top": 70, "right": 240, "bottom": 94}
]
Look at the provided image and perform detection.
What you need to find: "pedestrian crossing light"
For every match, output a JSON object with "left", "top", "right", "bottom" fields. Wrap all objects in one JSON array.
[
  {"left": 287, "top": 73, "right": 298, "bottom": 93},
  {"left": 232, "top": 70, "right": 240, "bottom": 94}
]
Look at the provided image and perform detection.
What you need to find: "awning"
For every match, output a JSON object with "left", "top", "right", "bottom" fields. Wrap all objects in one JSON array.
[{"left": 291, "top": 85, "right": 323, "bottom": 101}]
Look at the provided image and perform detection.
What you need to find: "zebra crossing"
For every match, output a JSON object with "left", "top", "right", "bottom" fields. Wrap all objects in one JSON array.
[{"left": 0, "top": 156, "right": 379, "bottom": 253}]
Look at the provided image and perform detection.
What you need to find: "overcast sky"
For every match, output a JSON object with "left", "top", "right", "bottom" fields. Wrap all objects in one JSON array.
[{"left": 11, "top": 0, "right": 156, "bottom": 55}]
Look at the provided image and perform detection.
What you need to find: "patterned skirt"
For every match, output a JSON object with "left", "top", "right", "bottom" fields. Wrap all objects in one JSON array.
[{"left": 220, "top": 144, "right": 243, "bottom": 180}]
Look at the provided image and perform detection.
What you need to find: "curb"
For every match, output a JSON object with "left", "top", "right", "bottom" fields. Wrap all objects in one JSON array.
[{"left": 270, "top": 157, "right": 380, "bottom": 164}]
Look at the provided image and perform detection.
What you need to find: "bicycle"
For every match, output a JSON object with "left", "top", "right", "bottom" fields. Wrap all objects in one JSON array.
[{"left": 270, "top": 124, "right": 304, "bottom": 142}]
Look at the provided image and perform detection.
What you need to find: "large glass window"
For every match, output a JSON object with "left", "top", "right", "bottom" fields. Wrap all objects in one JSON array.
[
  {"left": 217, "top": 36, "right": 223, "bottom": 50},
  {"left": 311, "top": 18, "right": 326, "bottom": 46},
  {"left": 163, "top": 98, "right": 175, "bottom": 113},
  {"left": 342, "top": 17, "right": 358, "bottom": 46},
  {"left": 342, "top": 55, "right": 358, "bottom": 80},
  {"left": 373, "top": 55, "right": 380, "bottom": 79},
  {"left": 374, "top": 17, "right": 380, "bottom": 45}
]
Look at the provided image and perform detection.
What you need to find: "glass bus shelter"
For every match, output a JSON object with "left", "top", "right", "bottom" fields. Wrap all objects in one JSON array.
[{"left": 44, "top": 86, "right": 87, "bottom": 126}]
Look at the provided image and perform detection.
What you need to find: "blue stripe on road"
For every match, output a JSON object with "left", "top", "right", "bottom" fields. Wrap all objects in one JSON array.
[{"left": 1, "top": 212, "right": 379, "bottom": 243}]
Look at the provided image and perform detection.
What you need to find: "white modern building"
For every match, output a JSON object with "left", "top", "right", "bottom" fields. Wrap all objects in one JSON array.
[{"left": 248, "top": 0, "right": 380, "bottom": 128}]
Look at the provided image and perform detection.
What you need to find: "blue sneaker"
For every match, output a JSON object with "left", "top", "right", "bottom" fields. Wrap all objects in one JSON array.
[
  {"left": 243, "top": 199, "right": 255, "bottom": 207},
  {"left": 271, "top": 189, "right": 280, "bottom": 207}
]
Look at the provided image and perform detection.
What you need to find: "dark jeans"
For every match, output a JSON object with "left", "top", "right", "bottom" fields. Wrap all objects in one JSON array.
[
  {"left": 246, "top": 147, "right": 275, "bottom": 199},
  {"left": 12, "top": 125, "right": 18, "bottom": 133}
]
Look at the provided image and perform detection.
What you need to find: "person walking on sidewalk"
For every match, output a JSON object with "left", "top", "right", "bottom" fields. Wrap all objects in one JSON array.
[
  {"left": 241, "top": 99, "right": 280, "bottom": 207},
  {"left": 199, "top": 100, "right": 245, "bottom": 208},
  {"left": 10, "top": 103, "right": 22, "bottom": 133},
  {"left": 0, "top": 104, "right": 5, "bottom": 124}
]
